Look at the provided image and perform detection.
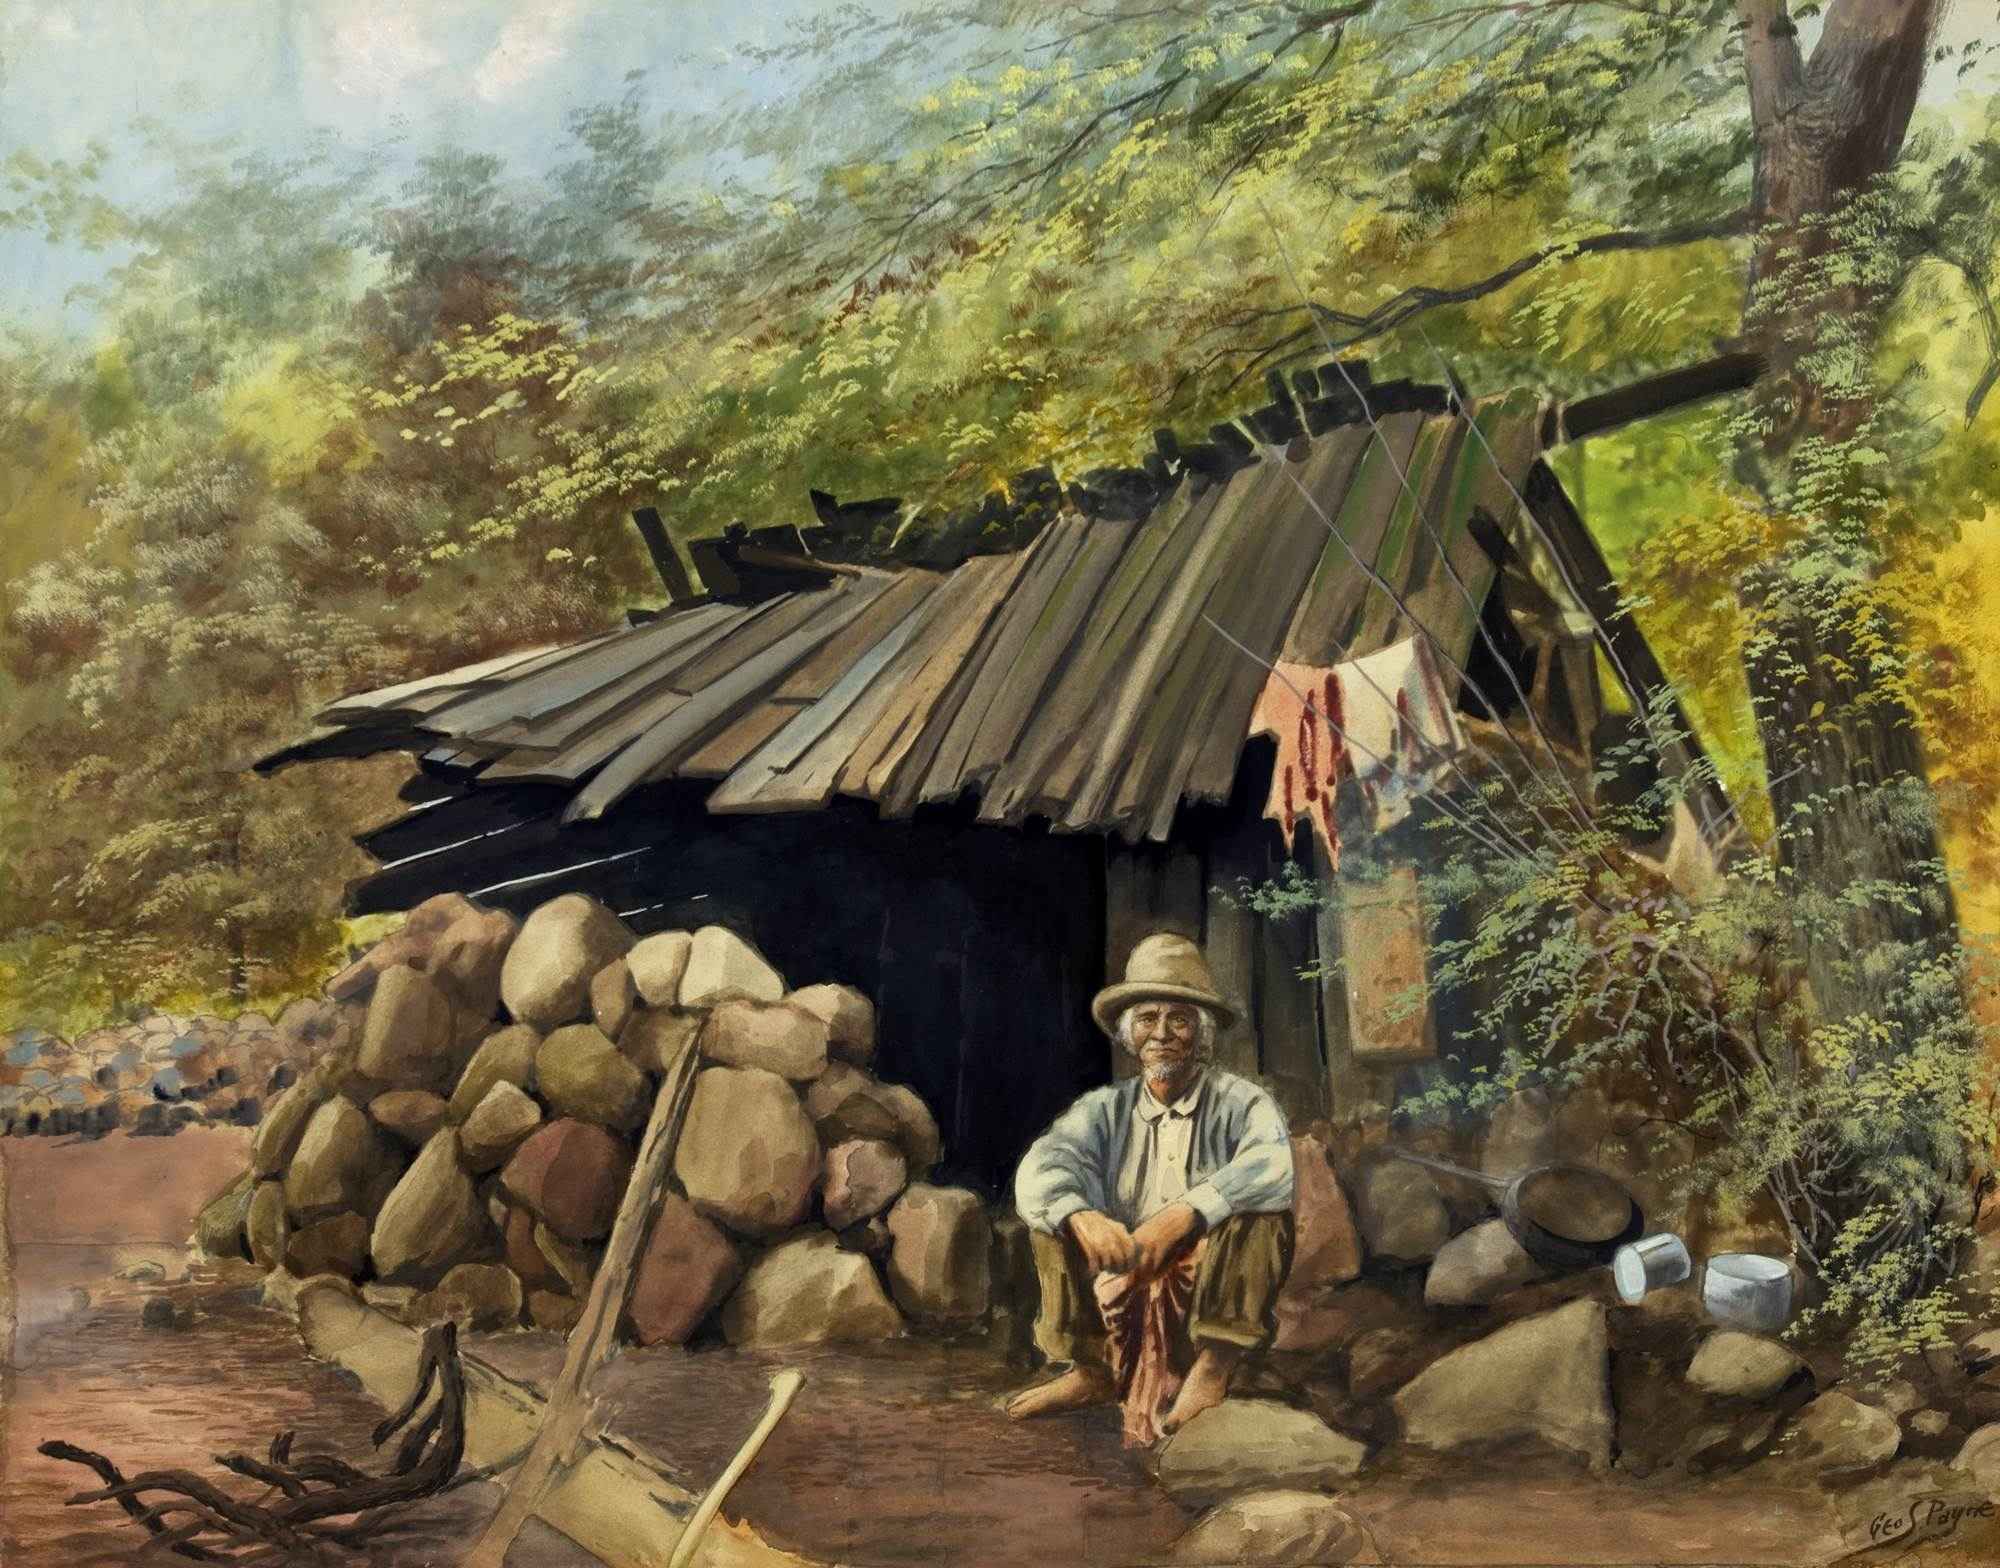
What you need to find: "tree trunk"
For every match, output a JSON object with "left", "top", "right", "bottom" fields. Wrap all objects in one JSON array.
[{"left": 1735, "top": 0, "right": 1961, "bottom": 1028}]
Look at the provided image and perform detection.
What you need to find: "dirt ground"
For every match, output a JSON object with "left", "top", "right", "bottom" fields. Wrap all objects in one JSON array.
[{"left": 0, "top": 1131, "right": 1960, "bottom": 1568}]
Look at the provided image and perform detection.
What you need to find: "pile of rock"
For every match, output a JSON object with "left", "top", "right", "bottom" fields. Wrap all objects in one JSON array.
[
  {"left": 0, "top": 1004, "right": 357, "bottom": 1138},
  {"left": 195, "top": 891, "right": 990, "bottom": 1349}
]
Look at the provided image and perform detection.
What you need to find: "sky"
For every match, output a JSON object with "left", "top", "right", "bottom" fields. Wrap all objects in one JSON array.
[
  {"left": 0, "top": 0, "right": 883, "bottom": 329},
  {"left": 2, "top": 0, "right": 1996, "bottom": 333}
]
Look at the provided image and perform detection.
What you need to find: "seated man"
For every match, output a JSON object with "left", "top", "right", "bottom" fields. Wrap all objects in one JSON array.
[{"left": 1008, "top": 932, "right": 1294, "bottom": 1443}]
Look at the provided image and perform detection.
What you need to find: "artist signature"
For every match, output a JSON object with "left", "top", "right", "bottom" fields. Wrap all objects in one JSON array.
[{"left": 1863, "top": 1493, "right": 1996, "bottom": 1549}]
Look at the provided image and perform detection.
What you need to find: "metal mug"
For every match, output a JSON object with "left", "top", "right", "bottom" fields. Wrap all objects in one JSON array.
[
  {"left": 1702, "top": 1252, "right": 1793, "bottom": 1333},
  {"left": 1611, "top": 1232, "right": 1692, "bottom": 1304}
]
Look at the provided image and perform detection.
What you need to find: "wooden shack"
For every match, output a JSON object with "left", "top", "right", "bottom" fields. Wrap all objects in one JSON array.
[{"left": 260, "top": 367, "right": 1719, "bottom": 1194}]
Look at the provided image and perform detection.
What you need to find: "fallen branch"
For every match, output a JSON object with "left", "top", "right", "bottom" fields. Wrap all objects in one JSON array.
[
  {"left": 39, "top": 1321, "right": 471, "bottom": 1562},
  {"left": 460, "top": 1030, "right": 705, "bottom": 1568},
  {"left": 297, "top": 1289, "right": 816, "bottom": 1568},
  {"left": 669, "top": 1369, "right": 805, "bottom": 1568}
]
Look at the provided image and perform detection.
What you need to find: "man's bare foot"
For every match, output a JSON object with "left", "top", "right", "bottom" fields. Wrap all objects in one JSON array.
[
  {"left": 1004, "top": 1365, "right": 1117, "bottom": 1420},
  {"left": 1158, "top": 1344, "right": 1243, "bottom": 1436}
]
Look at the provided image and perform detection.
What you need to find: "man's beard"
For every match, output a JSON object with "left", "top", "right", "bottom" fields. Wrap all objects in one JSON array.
[{"left": 1143, "top": 1052, "right": 1195, "bottom": 1089}]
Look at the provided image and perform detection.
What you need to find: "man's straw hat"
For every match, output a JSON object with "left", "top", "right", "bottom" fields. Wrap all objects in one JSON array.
[{"left": 1091, "top": 932, "right": 1237, "bottom": 1036}]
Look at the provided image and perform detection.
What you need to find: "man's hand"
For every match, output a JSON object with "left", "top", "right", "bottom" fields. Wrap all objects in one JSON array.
[
  {"left": 1066, "top": 1209, "right": 1136, "bottom": 1274},
  {"left": 1129, "top": 1202, "right": 1202, "bottom": 1280}
]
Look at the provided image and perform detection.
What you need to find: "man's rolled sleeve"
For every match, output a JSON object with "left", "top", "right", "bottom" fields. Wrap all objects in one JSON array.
[
  {"left": 1181, "top": 1180, "right": 1234, "bottom": 1231},
  {"left": 1205, "top": 1085, "right": 1295, "bottom": 1218},
  {"left": 1014, "top": 1087, "right": 1116, "bottom": 1235}
]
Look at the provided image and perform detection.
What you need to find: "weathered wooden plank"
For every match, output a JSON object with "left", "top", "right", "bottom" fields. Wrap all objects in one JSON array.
[
  {"left": 477, "top": 605, "right": 763, "bottom": 751},
  {"left": 568, "top": 576, "right": 897, "bottom": 821},
  {"left": 679, "top": 699, "right": 809, "bottom": 779},
  {"left": 1313, "top": 881, "right": 1398, "bottom": 1126},
  {"left": 1201, "top": 816, "right": 1265, "bottom": 1080},
  {"left": 1068, "top": 457, "right": 1303, "bottom": 834},
  {"left": 868, "top": 549, "right": 1038, "bottom": 812},
  {"left": 981, "top": 480, "right": 1226, "bottom": 824},
  {"left": 707, "top": 582, "right": 948, "bottom": 812},
  {"left": 1127, "top": 433, "right": 1372, "bottom": 839},
  {"left": 832, "top": 559, "right": 1018, "bottom": 799},
  {"left": 980, "top": 480, "right": 1224, "bottom": 820},
  {"left": 770, "top": 569, "right": 940, "bottom": 702},
  {"left": 1345, "top": 415, "right": 1461, "bottom": 659},
  {"left": 318, "top": 637, "right": 595, "bottom": 720},
  {"left": 916, "top": 514, "right": 1104, "bottom": 794},
  {"left": 1258, "top": 890, "right": 1327, "bottom": 1126},
  {"left": 422, "top": 603, "right": 744, "bottom": 737},
  {"left": 1340, "top": 863, "right": 1437, "bottom": 1065},
  {"left": 1279, "top": 415, "right": 1429, "bottom": 665}
]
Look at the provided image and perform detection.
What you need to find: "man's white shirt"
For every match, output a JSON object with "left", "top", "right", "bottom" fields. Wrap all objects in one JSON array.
[{"left": 1115, "top": 1076, "right": 1204, "bottom": 1224}]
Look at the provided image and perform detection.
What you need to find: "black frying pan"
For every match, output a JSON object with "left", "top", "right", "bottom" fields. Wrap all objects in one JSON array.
[{"left": 1390, "top": 1148, "right": 1646, "bottom": 1273}]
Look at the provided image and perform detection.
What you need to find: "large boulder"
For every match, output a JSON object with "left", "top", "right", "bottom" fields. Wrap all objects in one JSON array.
[
  {"left": 626, "top": 931, "right": 693, "bottom": 1008},
  {"left": 625, "top": 1193, "right": 743, "bottom": 1346},
  {"left": 325, "top": 894, "right": 480, "bottom": 1000},
  {"left": 370, "top": 1128, "right": 496, "bottom": 1286},
  {"left": 500, "top": 895, "right": 636, "bottom": 1030},
  {"left": 1775, "top": 1392, "right": 1900, "bottom": 1476},
  {"left": 822, "top": 1139, "right": 908, "bottom": 1230},
  {"left": 418, "top": 1262, "right": 524, "bottom": 1331},
  {"left": 247, "top": 1179, "right": 290, "bottom": 1269},
  {"left": 675, "top": 1068, "right": 820, "bottom": 1236},
  {"left": 448, "top": 1025, "right": 540, "bottom": 1123},
  {"left": 699, "top": 1000, "right": 828, "bottom": 1081},
  {"left": 1167, "top": 1491, "right": 1366, "bottom": 1567},
  {"left": 460, "top": 1081, "right": 543, "bottom": 1173},
  {"left": 369, "top": 1089, "right": 450, "bottom": 1147},
  {"left": 536, "top": 1024, "right": 649, "bottom": 1133},
  {"left": 195, "top": 1170, "right": 255, "bottom": 1261},
  {"left": 678, "top": 926, "right": 784, "bottom": 1007},
  {"left": 589, "top": 959, "right": 639, "bottom": 1040},
  {"left": 502, "top": 1119, "right": 633, "bottom": 1242},
  {"left": 1393, "top": 1300, "right": 1614, "bottom": 1470},
  {"left": 1353, "top": 1160, "right": 1451, "bottom": 1263},
  {"left": 619, "top": 1009, "right": 701, "bottom": 1074},
  {"left": 427, "top": 904, "right": 520, "bottom": 1020},
  {"left": 282, "top": 1098, "right": 401, "bottom": 1223},
  {"left": 1155, "top": 1401, "right": 1369, "bottom": 1507},
  {"left": 805, "top": 1063, "right": 900, "bottom": 1145},
  {"left": 1686, "top": 1332, "right": 1807, "bottom": 1401},
  {"left": 1285, "top": 1136, "right": 1363, "bottom": 1292},
  {"left": 875, "top": 1083, "right": 942, "bottom": 1172},
  {"left": 787, "top": 984, "right": 875, "bottom": 1066},
  {"left": 250, "top": 1071, "right": 332, "bottom": 1178},
  {"left": 356, "top": 965, "right": 460, "bottom": 1093},
  {"left": 285, "top": 1212, "right": 371, "bottom": 1279},
  {"left": 1425, "top": 1219, "right": 1546, "bottom": 1307},
  {"left": 719, "top": 1233, "right": 903, "bottom": 1348},
  {"left": 1953, "top": 1423, "right": 2000, "bottom": 1496},
  {"left": 885, "top": 1183, "right": 990, "bottom": 1320}
]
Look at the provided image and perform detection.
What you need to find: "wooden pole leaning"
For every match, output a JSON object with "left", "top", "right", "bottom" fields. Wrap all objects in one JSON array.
[{"left": 460, "top": 1033, "right": 706, "bottom": 1568}]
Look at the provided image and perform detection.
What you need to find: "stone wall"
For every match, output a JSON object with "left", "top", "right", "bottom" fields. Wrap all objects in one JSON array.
[{"left": 191, "top": 891, "right": 992, "bottom": 1348}]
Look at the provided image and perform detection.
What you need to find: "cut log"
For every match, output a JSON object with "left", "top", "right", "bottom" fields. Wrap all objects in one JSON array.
[
  {"left": 460, "top": 1027, "right": 705, "bottom": 1567},
  {"left": 298, "top": 1289, "right": 813, "bottom": 1568}
]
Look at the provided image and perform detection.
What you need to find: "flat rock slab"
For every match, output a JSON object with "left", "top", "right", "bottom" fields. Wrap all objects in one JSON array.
[
  {"left": 1687, "top": 1330, "right": 1807, "bottom": 1400},
  {"left": 1156, "top": 1400, "right": 1368, "bottom": 1507},
  {"left": 720, "top": 1232, "right": 903, "bottom": 1347},
  {"left": 1168, "top": 1489, "right": 1366, "bottom": 1566},
  {"left": 1393, "top": 1298, "right": 1613, "bottom": 1470}
]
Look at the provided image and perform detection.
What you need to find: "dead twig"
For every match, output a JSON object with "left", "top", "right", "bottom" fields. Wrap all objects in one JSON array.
[{"left": 40, "top": 1321, "right": 472, "bottom": 1561}]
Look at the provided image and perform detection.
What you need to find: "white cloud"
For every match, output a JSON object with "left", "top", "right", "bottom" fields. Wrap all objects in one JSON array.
[
  {"left": 329, "top": 4, "right": 448, "bottom": 98},
  {"left": 472, "top": 0, "right": 580, "bottom": 103}
]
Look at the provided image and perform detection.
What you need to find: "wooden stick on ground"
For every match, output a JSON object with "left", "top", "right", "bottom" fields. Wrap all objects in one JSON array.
[
  {"left": 668, "top": 1369, "right": 805, "bottom": 1568},
  {"left": 460, "top": 1036, "right": 704, "bottom": 1568}
]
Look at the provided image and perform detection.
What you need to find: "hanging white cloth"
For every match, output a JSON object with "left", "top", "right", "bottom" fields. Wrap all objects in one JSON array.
[{"left": 1246, "top": 637, "right": 1465, "bottom": 865}]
